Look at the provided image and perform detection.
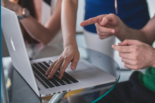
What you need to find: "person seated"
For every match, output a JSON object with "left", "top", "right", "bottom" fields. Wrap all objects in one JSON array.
[
  {"left": 80, "top": 14, "right": 155, "bottom": 103},
  {"left": 1, "top": 0, "right": 62, "bottom": 45}
]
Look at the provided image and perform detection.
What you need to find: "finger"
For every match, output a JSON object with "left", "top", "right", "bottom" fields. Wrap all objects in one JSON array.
[
  {"left": 100, "top": 17, "right": 108, "bottom": 26},
  {"left": 97, "top": 30, "right": 113, "bottom": 37},
  {"left": 118, "top": 42, "right": 128, "bottom": 46},
  {"left": 119, "top": 53, "right": 135, "bottom": 60},
  {"left": 80, "top": 15, "right": 105, "bottom": 26},
  {"left": 121, "top": 58, "right": 138, "bottom": 65},
  {"left": 59, "top": 59, "right": 72, "bottom": 79},
  {"left": 98, "top": 32, "right": 111, "bottom": 37},
  {"left": 47, "top": 59, "right": 63, "bottom": 79},
  {"left": 45, "top": 60, "right": 57, "bottom": 75},
  {"left": 99, "top": 35, "right": 111, "bottom": 39},
  {"left": 96, "top": 23, "right": 115, "bottom": 34},
  {"left": 119, "top": 39, "right": 142, "bottom": 46},
  {"left": 124, "top": 64, "right": 140, "bottom": 70},
  {"left": 100, "top": 13, "right": 116, "bottom": 26},
  {"left": 71, "top": 54, "right": 79, "bottom": 70},
  {"left": 112, "top": 45, "right": 132, "bottom": 53}
]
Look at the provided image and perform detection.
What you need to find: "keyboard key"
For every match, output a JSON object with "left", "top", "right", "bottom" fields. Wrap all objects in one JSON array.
[
  {"left": 32, "top": 64, "right": 46, "bottom": 74},
  {"left": 32, "top": 61, "right": 79, "bottom": 89},
  {"left": 62, "top": 76, "right": 72, "bottom": 84},
  {"left": 34, "top": 74, "right": 49, "bottom": 88},
  {"left": 42, "top": 62, "right": 50, "bottom": 67},
  {"left": 48, "top": 60, "right": 53, "bottom": 65},
  {"left": 55, "top": 70, "right": 72, "bottom": 84},
  {"left": 63, "top": 72, "right": 79, "bottom": 83},
  {"left": 49, "top": 78, "right": 60, "bottom": 86},
  {"left": 53, "top": 75, "right": 66, "bottom": 85},
  {"left": 38, "top": 62, "right": 48, "bottom": 70},
  {"left": 33, "top": 66, "right": 55, "bottom": 88}
]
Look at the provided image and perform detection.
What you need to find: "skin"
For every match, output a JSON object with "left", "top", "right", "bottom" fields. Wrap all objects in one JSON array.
[
  {"left": 1, "top": 0, "right": 62, "bottom": 45},
  {"left": 46, "top": 0, "right": 80, "bottom": 79},
  {"left": 2, "top": 0, "right": 79, "bottom": 79},
  {"left": 81, "top": 14, "right": 155, "bottom": 69}
]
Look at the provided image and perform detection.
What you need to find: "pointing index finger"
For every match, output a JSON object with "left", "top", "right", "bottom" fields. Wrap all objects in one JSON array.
[{"left": 80, "top": 15, "right": 105, "bottom": 26}]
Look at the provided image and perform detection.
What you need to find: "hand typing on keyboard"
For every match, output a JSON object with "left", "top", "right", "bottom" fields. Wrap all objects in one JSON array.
[
  {"left": 45, "top": 46, "right": 80, "bottom": 79},
  {"left": 32, "top": 61, "right": 78, "bottom": 88}
]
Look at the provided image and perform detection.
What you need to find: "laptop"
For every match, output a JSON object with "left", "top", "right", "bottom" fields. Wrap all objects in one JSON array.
[{"left": 1, "top": 7, "right": 116, "bottom": 97}]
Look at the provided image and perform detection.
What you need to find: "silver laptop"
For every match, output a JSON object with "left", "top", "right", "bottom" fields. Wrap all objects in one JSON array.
[{"left": 1, "top": 7, "right": 116, "bottom": 97}]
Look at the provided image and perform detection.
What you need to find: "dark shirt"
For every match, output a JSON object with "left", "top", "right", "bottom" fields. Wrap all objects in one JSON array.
[{"left": 84, "top": 0, "right": 150, "bottom": 33}]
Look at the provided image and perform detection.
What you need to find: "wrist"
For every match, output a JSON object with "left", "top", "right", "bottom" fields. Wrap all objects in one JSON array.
[
  {"left": 64, "top": 38, "right": 77, "bottom": 48},
  {"left": 64, "top": 42, "right": 78, "bottom": 49},
  {"left": 115, "top": 19, "right": 129, "bottom": 41}
]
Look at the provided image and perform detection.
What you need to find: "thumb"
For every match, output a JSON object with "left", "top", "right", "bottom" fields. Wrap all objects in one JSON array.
[
  {"left": 100, "top": 13, "right": 118, "bottom": 26},
  {"left": 100, "top": 17, "right": 108, "bottom": 26},
  {"left": 71, "top": 55, "right": 79, "bottom": 70}
]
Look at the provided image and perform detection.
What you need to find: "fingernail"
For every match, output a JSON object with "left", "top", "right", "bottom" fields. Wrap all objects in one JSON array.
[
  {"left": 72, "top": 66, "right": 75, "bottom": 70},
  {"left": 101, "top": 18, "right": 105, "bottom": 24},
  {"left": 48, "top": 76, "right": 50, "bottom": 79},
  {"left": 59, "top": 75, "right": 61, "bottom": 79},
  {"left": 111, "top": 29, "right": 115, "bottom": 34},
  {"left": 112, "top": 45, "right": 115, "bottom": 48}
]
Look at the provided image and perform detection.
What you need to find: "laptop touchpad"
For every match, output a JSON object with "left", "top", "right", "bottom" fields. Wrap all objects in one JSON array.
[{"left": 67, "top": 62, "right": 94, "bottom": 72}]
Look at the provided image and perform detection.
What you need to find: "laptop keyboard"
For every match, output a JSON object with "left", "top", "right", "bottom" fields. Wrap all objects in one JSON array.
[{"left": 32, "top": 60, "right": 79, "bottom": 89}]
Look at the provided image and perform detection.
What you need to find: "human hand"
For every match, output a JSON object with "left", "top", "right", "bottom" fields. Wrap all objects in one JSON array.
[
  {"left": 112, "top": 40, "right": 155, "bottom": 70},
  {"left": 1, "top": 0, "right": 22, "bottom": 16},
  {"left": 81, "top": 14, "right": 124, "bottom": 39},
  {"left": 45, "top": 45, "right": 80, "bottom": 79}
]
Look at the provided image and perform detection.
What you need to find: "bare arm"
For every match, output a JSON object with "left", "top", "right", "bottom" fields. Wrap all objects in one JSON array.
[
  {"left": 118, "top": 16, "right": 155, "bottom": 45},
  {"left": 20, "top": 0, "right": 62, "bottom": 45},
  {"left": 2, "top": 0, "right": 62, "bottom": 45},
  {"left": 61, "top": 0, "right": 78, "bottom": 47},
  {"left": 81, "top": 14, "right": 155, "bottom": 45},
  {"left": 45, "top": 0, "right": 80, "bottom": 79},
  {"left": 81, "top": 14, "right": 155, "bottom": 69}
]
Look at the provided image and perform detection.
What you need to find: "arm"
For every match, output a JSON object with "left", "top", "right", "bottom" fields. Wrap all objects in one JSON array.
[
  {"left": 117, "top": 16, "right": 155, "bottom": 45},
  {"left": 20, "top": 0, "right": 62, "bottom": 45},
  {"left": 81, "top": 14, "right": 155, "bottom": 69},
  {"left": 61, "top": 0, "right": 78, "bottom": 47},
  {"left": 81, "top": 14, "right": 155, "bottom": 45},
  {"left": 45, "top": 0, "right": 80, "bottom": 79},
  {"left": 2, "top": 0, "right": 62, "bottom": 45}
]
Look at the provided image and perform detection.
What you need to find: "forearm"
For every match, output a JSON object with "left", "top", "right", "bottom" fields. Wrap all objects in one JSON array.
[
  {"left": 116, "top": 21, "right": 149, "bottom": 44},
  {"left": 44, "top": 0, "right": 62, "bottom": 40},
  {"left": 20, "top": 0, "right": 62, "bottom": 45},
  {"left": 116, "top": 16, "right": 155, "bottom": 45},
  {"left": 61, "top": 0, "right": 78, "bottom": 47},
  {"left": 20, "top": 16, "right": 55, "bottom": 45}
]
